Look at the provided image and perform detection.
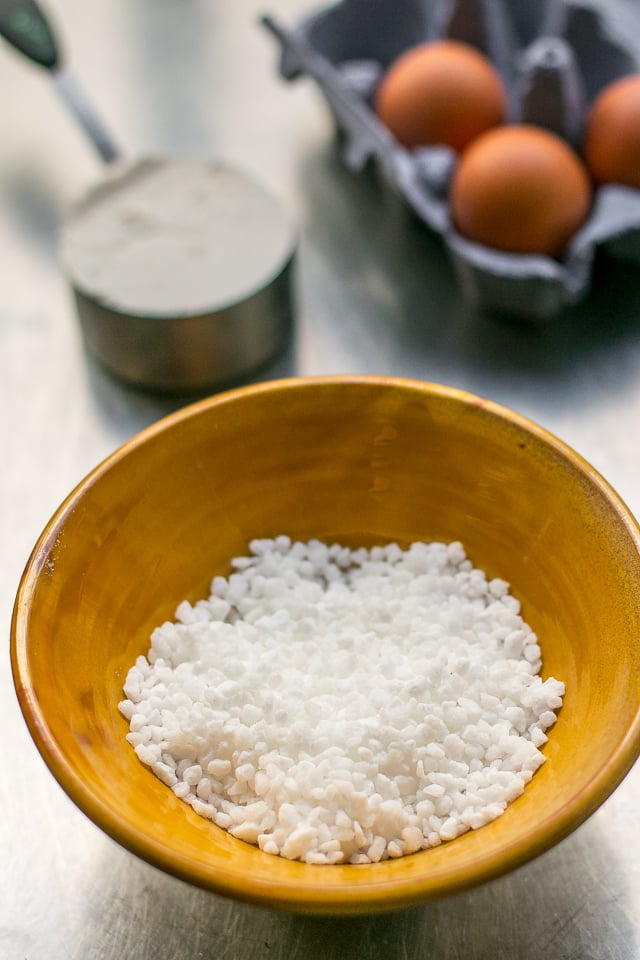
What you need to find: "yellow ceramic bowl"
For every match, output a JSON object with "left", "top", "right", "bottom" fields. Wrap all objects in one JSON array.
[{"left": 11, "top": 376, "right": 640, "bottom": 914}]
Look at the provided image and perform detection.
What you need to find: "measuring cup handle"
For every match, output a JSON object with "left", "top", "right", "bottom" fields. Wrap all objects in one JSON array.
[{"left": 0, "top": 0, "right": 60, "bottom": 70}]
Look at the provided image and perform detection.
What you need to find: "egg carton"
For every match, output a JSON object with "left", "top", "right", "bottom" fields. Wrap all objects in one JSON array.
[{"left": 262, "top": 0, "right": 640, "bottom": 320}]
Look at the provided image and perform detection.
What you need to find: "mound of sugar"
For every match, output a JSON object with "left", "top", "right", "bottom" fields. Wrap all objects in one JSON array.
[{"left": 119, "top": 537, "right": 565, "bottom": 865}]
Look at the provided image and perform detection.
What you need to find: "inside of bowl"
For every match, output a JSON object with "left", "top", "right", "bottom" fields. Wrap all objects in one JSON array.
[{"left": 12, "top": 377, "right": 640, "bottom": 913}]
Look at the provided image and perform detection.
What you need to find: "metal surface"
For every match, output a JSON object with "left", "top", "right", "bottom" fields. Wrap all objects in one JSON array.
[{"left": 1, "top": 0, "right": 639, "bottom": 956}]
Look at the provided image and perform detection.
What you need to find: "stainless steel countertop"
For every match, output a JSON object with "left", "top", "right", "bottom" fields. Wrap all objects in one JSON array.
[{"left": 2, "top": 1, "right": 639, "bottom": 956}]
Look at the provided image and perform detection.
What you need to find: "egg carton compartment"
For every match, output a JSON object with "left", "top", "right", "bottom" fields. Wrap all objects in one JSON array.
[{"left": 262, "top": 0, "right": 640, "bottom": 321}]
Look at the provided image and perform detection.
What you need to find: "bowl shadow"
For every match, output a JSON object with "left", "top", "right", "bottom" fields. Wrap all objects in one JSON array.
[{"left": 76, "top": 802, "right": 636, "bottom": 960}]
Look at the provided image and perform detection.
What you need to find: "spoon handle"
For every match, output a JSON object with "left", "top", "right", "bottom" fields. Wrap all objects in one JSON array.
[
  {"left": 51, "top": 68, "right": 120, "bottom": 165},
  {"left": 0, "top": 0, "right": 120, "bottom": 164},
  {"left": 0, "top": 0, "right": 59, "bottom": 68}
]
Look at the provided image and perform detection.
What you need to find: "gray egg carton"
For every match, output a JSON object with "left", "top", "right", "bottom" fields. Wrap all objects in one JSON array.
[{"left": 262, "top": 0, "right": 640, "bottom": 320}]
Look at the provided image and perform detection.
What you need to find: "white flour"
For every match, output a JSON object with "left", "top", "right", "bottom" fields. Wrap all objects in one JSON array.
[{"left": 61, "top": 157, "right": 294, "bottom": 316}]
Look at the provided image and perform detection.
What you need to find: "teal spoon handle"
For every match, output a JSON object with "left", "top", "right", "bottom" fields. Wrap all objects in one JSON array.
[
  {"left": 0, "top": 0, "right": 59, "bottom": 69},
  {"left": 0, "top": 0, "right": 120, "bottom": 163}
]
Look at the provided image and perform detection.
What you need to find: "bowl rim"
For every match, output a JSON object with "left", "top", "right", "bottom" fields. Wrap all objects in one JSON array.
[{"left": 10, "top": 374, "right": 640, "bottom": 913}]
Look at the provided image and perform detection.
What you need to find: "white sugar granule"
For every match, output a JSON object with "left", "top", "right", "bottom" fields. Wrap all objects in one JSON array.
[{"left": 119, "top": 538, "right": 565, "bottom": 865}]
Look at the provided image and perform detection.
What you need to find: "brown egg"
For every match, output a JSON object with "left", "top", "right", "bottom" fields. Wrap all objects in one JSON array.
[
  {"left": 374, "top": 40, "right": 507, "bottom": 151},
  {"left": 450, "top": 125, "right": 592, "bottom": 258},
  {"left": 583, "top": 74, "right": 640, "bottom": 188}
]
